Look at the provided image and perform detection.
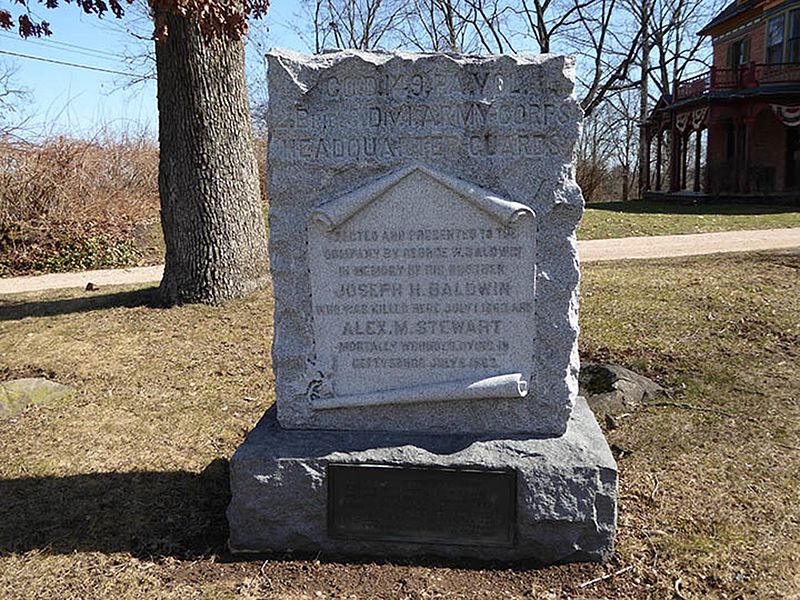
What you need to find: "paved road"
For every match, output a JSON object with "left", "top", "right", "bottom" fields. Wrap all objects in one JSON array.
[
  {"left": 0, "top": 265, "right": 165, "bottom": 296},
  {"left": 579, "top": 227, "right": 800, "bottom": 262},
  {"left": 1, "top": 228, "right": 799, "bottom": 296}
]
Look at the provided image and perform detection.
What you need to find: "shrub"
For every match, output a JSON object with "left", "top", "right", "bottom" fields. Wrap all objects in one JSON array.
[{"left": 0, "top": 134, "right": 160, "bottom": 276}]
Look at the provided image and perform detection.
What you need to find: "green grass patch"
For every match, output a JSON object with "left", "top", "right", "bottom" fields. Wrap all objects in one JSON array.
[{"left": 579, "top": 200, "right": 800, "bottom": 240}]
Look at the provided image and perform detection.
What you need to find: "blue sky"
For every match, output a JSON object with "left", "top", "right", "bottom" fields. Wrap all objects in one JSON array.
[
  {"left": 2, "top": 2, "right": 712, "bottom": 140},
  {"left": 0, "top": 0, "right": 305, "bottom": 138}
]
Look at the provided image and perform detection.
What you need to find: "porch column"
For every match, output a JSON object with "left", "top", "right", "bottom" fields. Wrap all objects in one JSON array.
[
  {"left": 694, "top": 128, "right": 703, "bottom": 193},
  {"left": 655, "top": 129, "right": 663, "bottom": 191},
  {"left": 681, "top": 133, "right": 689, "bottom": 190},
  {"left": 670, "top": 124, "right": 681, "bottom": 192},
  {"left": 705, "top": 111, "right": 713, "bottom": 194},
  {"left": 742, "top": 117, "right": 754, "bottom": 193},
  {"left": 644, "top": 135, "right": 652, "bottom": 193},
  {"left": 733, "top": 121, "right": 741, "bottom": 193}
]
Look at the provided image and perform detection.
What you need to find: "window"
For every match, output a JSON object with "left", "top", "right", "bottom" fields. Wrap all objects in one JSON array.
[
  {"left": 788, "top": 10, "right": 800, "bottom": 62},
  {"left": 728, "top": 38, "right": 749, "bottom": 68},
  {"left": 767, "top": 15, "right": 785, "bottom": 63}
]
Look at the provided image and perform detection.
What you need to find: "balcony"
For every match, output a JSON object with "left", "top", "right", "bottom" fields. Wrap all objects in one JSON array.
[{"left": 675, "top": 62, "right": 800, "bottom": 101}]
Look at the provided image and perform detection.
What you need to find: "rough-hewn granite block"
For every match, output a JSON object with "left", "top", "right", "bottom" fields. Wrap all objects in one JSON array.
[
  {"left": 267, "top": 50, "right": 584, "bottom": 435},
  {"left": 227, "top": 397, "right": 617, "bottom": 564}
]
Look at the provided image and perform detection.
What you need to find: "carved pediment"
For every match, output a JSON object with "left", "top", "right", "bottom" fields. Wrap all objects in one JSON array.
[{"left": 310, "top": 165, "right": 535, "bottom": 232}]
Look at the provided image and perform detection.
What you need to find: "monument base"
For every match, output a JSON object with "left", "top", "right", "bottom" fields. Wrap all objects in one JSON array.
[{"left": 227, "top": 397, "right": 617, "bottom": 564}]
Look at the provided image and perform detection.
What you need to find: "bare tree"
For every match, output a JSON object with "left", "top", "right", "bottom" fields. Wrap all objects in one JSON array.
[
  {"left": 302, "top": 0, "right": 410, "bottom": 51},
  {"left": 606, "top": 88, "right": 640, "bottom": 200},
  {"left": 514, "top": 0, "right": 593, "bottom": 53},
  {"left": 635, "top": 0, "right": 650, "bottom": 198},
  {"left": 444, "top": 0, "right": 591, "bottom": 54},
  {"left": 436, "top": 0, "right": 645, "bottom": 116},
  {"left": 400, "top": 0, "right": 477, "bottom": 52},
  {"left": 630, "top": 0, "right": 724, "bottom": 197},
  {"left": 648, "top": 0, "right": 725, "bottom": 98},
  {"left": 0, "top": 61, "right": 30, "bottom": 137},
  {"left": 576, "top": 107, "right": 617, "bottom": 201},
  {"left": 567, "top": 0, "right": 643, "bottom": 117}
]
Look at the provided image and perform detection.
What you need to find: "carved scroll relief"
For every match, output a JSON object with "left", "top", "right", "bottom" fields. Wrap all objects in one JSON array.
[{"left": 307, "top": 166, "right": 537, "bottom": 410}]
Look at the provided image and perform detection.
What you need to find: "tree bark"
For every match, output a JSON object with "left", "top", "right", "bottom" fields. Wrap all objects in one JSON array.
[{"left": 155, "top": 10, "right": 269, "bottom": 305}]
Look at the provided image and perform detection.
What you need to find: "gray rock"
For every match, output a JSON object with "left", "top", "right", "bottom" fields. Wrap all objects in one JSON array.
[
  {"left": 227, "top": 396, "right": 617, "bottom": 564},
  {"left": 267, "top": 49, "right": 584, "bottom": 436},
  {"left": 580, "top": 363, "right": 664, "bottom": 416},
  {"left": 0, "top": 378, "right": 75, "bottom": 418}
]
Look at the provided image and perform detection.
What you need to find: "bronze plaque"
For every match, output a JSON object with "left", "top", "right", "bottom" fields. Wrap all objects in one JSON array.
[{"left": 327, "top": 464, "right": 516, "bottom": 546}]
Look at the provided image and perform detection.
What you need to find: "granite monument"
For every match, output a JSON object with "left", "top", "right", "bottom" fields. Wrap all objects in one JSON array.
[{"left": 227, "top": 49, "right": 618, "bottom": 563}]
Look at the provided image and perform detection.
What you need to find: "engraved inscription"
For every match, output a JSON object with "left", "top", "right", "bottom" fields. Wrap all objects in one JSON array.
[
  {"left": 311, "top": 69, "right": 548, "bottom": 100},
  {"left": 327, "top": 464, "right": 517, "bottom": 546},
  {"left": 271, "top": 133, "right": 558, "bottom": 161},
  {"left": 308, "top": 167, "right": 536, "bottom": 400},
  {"left": 270, "top": 64, "right": 574, "bottom": 163},
  {"left": 273, "top": 102, "right": 568, "bottom": 132}
]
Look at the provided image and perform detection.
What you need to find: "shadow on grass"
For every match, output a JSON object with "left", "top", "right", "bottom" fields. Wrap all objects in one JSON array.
[
  {"left": 0, "top": 287, "right": 160, "bottom": 322},
  {"left": 0, "top": 458, "right": 230, "bottom": 559},
  {"left": 0, "top": 454, "right": 596, "bottom": 571},
  {"left": 586, "top": 200, "right": 800, "bottom": 216}
]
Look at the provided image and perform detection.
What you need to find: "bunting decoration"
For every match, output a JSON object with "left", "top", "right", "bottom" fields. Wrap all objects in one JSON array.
[
  {"left": 676, "top": 112, "right": 691, "bottom": 133},
  {"left": 771, "top": 105, "right": 800, "bottom": 127},
  {"left": 692, "top": 107, "right": 708, "bottom": 131}
]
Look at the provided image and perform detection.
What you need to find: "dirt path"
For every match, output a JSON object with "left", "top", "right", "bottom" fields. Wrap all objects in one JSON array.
[{"left": 1, "top": 228, "right": 799, "bottom": 295}]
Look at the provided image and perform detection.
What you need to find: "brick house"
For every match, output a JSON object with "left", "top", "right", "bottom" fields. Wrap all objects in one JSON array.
[{"left": 643, "top": 0, "right": 800, "bottom": 202}]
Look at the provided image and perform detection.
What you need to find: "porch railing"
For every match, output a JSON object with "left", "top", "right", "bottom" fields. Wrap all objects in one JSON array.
[{"left": 675, "top": 62, "right": 800, "bottom": 101}]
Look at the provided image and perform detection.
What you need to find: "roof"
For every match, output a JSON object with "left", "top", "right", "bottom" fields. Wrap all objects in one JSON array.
[
  {"left": 698, "top": 0, "right": 760, "bottom": 36},
  {"left": 648, "top": 84, "right": 800, "bottom": 120}
]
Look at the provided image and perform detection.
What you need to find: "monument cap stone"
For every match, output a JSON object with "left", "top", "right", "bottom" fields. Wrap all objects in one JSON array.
[{"left": 268, "top": 49, "right": 584, "bottom": 435}]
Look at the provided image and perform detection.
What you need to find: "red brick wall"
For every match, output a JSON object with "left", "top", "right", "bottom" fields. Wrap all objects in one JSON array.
[
  {"left": 707, "top": 122, "right": 735, "bottom": 193},
  {"left": 751, "top": 108, "right": 787, "bottom": 190},
  {"left": 707, "top": 108, "right": 788, "bottom": 193},
  {"left": 752, "top": 24, "right": 767, "bottom": 63},
  {"left": 713, "top": 22, "right": 767, "bottom": 69},
  {"left": 713, "top": 42, "right": 726, "bottom": 69}
]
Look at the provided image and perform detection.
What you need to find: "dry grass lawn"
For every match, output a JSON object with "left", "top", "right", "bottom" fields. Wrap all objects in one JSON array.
[{"left": 0, "top": 251, "right": 798, "bottom": 599}]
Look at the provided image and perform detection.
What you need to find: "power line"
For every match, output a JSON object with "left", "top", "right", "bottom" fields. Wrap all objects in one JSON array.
[
  {"left": 0, "top": 48, "right": 153, "bottom": 79},
  {"left": 0, "top": 31, "right": 123, "bottom": 60},
  {"left": 1, "top": 39, "right": 120, "bottom": 64}
]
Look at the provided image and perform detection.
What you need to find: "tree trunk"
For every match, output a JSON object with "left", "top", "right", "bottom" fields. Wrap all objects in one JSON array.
[
  {"left": 638, "top": 0, "right": 650, "bottom": 199},
  {"left": 622, "top": 167, "right": 630, "bottom": 201},
  {"left": 155, "top": 10, "right": 269, "bottom": 305}
]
